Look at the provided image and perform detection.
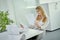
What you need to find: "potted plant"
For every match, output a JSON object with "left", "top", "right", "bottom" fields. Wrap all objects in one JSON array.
[{"left": 0, "top": 11, "right": 13, "bottom": 33}]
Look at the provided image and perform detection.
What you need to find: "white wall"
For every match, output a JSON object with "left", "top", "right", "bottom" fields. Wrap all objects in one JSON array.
[
  {"left": 48, "top": 2, "right": 60, "bottom": 30},
  {"left": 12, "top": 0, "right": 29, "bottom": 26},
  {"left": 0, "top": 0, "right": 8, "bottom": 11},
  {"left": 39, "top": 0, "right": 60, "bottom": 4},
  {"left": 11, "top": 0, "right": 37, "bottom": 26},
  {"left": 7, "top": 0, "right": 16, "bottom": 24}
]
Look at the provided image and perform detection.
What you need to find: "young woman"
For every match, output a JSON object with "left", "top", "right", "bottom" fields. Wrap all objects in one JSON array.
[
  {"left": 33, "top": 6, "right": 48, "bottom": 40},
  {"left": 30, "top": 6, "right": 48, "bottom": 30}
]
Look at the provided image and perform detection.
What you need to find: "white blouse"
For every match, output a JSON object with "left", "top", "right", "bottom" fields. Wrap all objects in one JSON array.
[
  {"left": 39, "top": 20, "right": 44, "bottom": 26},
  {"left": 32, "top": 14, "right": 48, "bottom": 30},
  {"left": 33, "top": 20, "right": 44, "bottom": 30}
]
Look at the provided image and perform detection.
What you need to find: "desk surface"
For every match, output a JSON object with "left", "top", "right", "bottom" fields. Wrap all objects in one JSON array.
[
  {"left": 25, "top": 29, "right": 43, "bottom": 39},
  {"left": 8, "top": 29, "right": 43, "bottom": 40}
]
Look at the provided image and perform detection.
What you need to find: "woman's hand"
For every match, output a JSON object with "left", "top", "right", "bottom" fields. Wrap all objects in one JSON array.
[
  {"left": 20, "top": 24, "right": 24, "bottom": 29},
  {"left": 34, "top": 20, "right": 39, "bottom": 26},
  {"left": 34, "top": 20, "right": 41, "bottom": 29}
]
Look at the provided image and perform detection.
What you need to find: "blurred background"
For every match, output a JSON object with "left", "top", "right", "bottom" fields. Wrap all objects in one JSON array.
[{"left": 0, "top": 0, "right": 60, "bottom": 40}]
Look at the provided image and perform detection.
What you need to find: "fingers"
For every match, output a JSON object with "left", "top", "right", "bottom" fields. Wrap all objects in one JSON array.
[{"left": 20, "top": 24, "right": 24, "bottom": 28}]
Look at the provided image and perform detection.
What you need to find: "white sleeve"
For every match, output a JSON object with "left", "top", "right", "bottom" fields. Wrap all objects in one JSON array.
[{"left": 39, "top": 21, "right": 44, "bottom": 26}]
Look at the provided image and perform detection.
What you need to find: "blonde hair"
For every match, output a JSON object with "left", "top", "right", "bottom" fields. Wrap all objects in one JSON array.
[{"left": 36, "top": 6, "right": 47, "bottom": 23}]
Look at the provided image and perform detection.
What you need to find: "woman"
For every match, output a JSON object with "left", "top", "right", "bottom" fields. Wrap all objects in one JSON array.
[
  {"left": 31, "top": 6, "right": 48, "bottom": 40},
  {"left": 30, "top": 6, "right": 48, "bottom": 30}
]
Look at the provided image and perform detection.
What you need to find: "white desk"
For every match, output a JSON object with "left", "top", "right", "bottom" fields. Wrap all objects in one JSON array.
[
  {"left": 8, "top": 29, "right": 43, "bottom": 40},
  {"left": 25, "top": 29, "right": 43, "bottom": 39}
]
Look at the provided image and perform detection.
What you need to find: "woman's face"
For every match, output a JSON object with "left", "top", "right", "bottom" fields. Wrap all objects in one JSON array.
[{"left": 36, "top": 9, "right": 42, "bottom": 15}]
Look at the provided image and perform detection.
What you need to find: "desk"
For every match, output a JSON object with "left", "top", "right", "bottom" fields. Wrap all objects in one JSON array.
[
  {"left": 8, "top": 29, "right": 43, "bottom": 40},
  {"left": 25, "top": 29, "right": 43, "bottom": 39}
]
